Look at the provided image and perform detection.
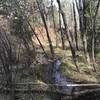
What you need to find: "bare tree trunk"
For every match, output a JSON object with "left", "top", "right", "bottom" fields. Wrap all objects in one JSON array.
[
  {"left": 91, "top": 30, "right": 96, "bottom": 71},
  {"left": 14, "top": 0, "right": 47, "bottom": 56},
  {"left": 37, "top": 1, "right": 55, "bottom": 58},
  {"left": 57, "top": 0, "right": 79, "bottom": 72},
  {"left": 91, "top": 0, "right": 100, "bottom": 71},
  {"left": 59, "top": 10, "right": 65, "bottom": 50},
  {"left": 51, "top": 0, "right": 58, "bottom": 47},
  {"left": 75, "top": 0, "right": 90, "bottom": 64},
  {"left": 73, "top": 3, "right": 79, "bottom": 50},
  {"left": 83, "top": 32, "right": 90, "bottom": 64},
  {"left": 61, "top": 29, "right": 65, "bottom": 50}
]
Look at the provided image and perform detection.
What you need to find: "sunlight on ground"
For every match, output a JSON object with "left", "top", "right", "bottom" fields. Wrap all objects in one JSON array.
[{"left": 53, "top": 47, "right": 100, "bottom": 83}]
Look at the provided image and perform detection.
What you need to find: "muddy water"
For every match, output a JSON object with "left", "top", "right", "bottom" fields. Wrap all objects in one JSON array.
[
  {"left": 0, "top": 90, "right": 100, "bottom": 100},
  {"left": 72, "top": 92, "right": 100, "bottom": 100}
]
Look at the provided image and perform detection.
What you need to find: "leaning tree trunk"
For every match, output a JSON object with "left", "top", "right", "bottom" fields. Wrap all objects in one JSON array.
[
  {"left": 51, "top": 0, "right": 58, "bottom": 47},
  {"left": 37, "top": 1, "right": 55, "bottom": 58},
  {"left": 57, "top": 0, "right": 79, "bottom": 72},
  {"left": 14, "top": 0, "right": 47, "bottom": 56}
]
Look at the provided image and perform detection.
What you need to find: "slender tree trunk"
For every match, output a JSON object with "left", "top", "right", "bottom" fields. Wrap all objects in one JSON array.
[
  {"left": 83, "top": 32, "right": 90, "bottom": 64},
  {"left": 73, "top": 3, "right": 79, "bottom": 50},
  {"left": 59, "top": 10, "right": 65, "bottom": 50},
  {"left": 14, "top": 0, "right": 47, "bottom": 56},
  {"left": 91, "top": 0, "right": 100, "bottom": 71},
  {"left": 61, "top": 29, "right": 65, "bottom": 50},
  {"left": 37, "top": 1, "right": 55, "bottom": 58},
  {"left": 91, "top": 29, "right": 96, "bottom": 71},
  {"left": 51, "top": 0, "right": 58, "bottom": 47},
  {"left": 75, "top": 0, "right": 90, "bottom": 64},
  {"left": 57, "top": 0, "right": 79, "bottom": 72}
]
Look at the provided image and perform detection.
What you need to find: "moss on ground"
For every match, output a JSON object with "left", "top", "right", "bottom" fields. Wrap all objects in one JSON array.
[
  {"left": 54, "top": 48, "right": 100, "bottom": 83},
  {"left": 17, "top": 47, "right": 100, "bottom": 84}
]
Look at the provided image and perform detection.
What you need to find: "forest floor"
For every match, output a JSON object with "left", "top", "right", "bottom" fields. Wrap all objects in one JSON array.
[
  {"left": 19, "top": 27, "right": 100, "bottom": 84},
  {"left": 17, "top": 44, "right": 100, "bottom": 85},
  {"left": 41, "top": 44, "right": 100, "bottom": 84},
  {"left": 54, "top": 47, "right": 100, "bottom": 83},
  {"left": 33, "top": 26, "right": 100, "bottom": 84}
]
